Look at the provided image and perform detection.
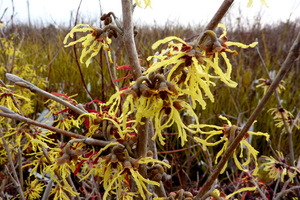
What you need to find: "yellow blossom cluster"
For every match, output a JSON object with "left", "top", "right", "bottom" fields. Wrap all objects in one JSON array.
[
  {"left": 64, "top": 24, "right": 112, "bottom": 67},
  {"left": 193, "top": 116, "right": 269, "bottom": 174}
]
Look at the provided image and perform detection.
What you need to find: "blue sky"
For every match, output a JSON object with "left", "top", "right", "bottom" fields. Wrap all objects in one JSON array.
[{"left": 0, "top": 0, "right": 299, "bottom": 27}]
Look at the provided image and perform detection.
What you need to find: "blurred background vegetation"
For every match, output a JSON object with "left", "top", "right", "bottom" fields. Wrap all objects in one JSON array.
[{"left": 1, "top": 13, "right": 299, "bottom": 191}]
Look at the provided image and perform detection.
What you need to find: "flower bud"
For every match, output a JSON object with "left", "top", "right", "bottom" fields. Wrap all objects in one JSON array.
[{"left": 100, "top": 14, "right": 107, "bottom": 21}]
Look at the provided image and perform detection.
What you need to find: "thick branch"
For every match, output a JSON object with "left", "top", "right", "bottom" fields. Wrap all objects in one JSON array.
[
  {"left": 121, "top": 0, "right": 148, "bottom": 160},
  {"left": 121, "top": 0, "right": 142, "bottom": 80},
  {"left": 205, "top": 0, "right": 234, "bottom": 31},
  {"left": 195, "top": 31, "right": 300, "bottom": 199},
  {"left": 121, "top": 2, "right": 149, "bottom": 199}
]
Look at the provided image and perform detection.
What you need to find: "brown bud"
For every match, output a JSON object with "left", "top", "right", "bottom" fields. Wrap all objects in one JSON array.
[
  {"left": 57, "top": 153, "right": 70, "bottom": 166},
  {"left": 104, "top": 16, "right": 112, "bottom": 25},
  {"left": 108, "top": 30, "right": 117, "bottom": 39},
  {"left": 93, "top": 118, "right": 102, "bottom": 125},
  {"left": 173, "top": 100, "right": 183, "bottom": 111},
  {"left": 161, "top": 173, "right": 168, "bottom": 182},
  {"left": 152, "top": 173, "right": 162, "bottom": 182},
  {"left": 112, "top": 30, "right": 118, "bottom": 38},
  {"left": 146, "top": 150, "right": 153, "bottom": 158},
  {"left": 166, "top": 81, "right": 178, "bottom": 95},
  {"left": 130, "top": 158, "right": 140, "bottom": 169},
  {"left": 100, "top": 14, "right": 107, "bottom": 21},
  {"left": 123, "top": 160, "right": 132, "bottom": 169},
  {"left": 108, "top": 31, "right": 114, "bottom": 38},
  {"left": 184, "top": 191, "right": 193, "bottom": 198}
]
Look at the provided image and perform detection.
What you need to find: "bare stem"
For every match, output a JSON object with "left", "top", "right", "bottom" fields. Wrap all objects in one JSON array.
[
  {"left": 72, "top": 0, "right": 95, "bottom": 102},
  {"left": 0, "top": 109, "right": 110, "bottom": 147},
  {"left": 5, "top": 73, "right": 88, "bottom": 115},
  {"left": 205, "top": 0, "right": 234, "bottom": 30},
  {"left": 195, "top": 31, "right": 300, "bottom": 199},
  {"left": 121, "top": 0, "right": 142, "bottom": 80},
  {"left": 274, "top": 186, "right": 300, "bottom": 200},
  {"left": 41, "top": 180, "right": 53, "bottom": 200}
]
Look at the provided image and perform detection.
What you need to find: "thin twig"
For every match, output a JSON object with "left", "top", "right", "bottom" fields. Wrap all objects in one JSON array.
[
  {"left": 194, "top": 0, "right": 234, "bottom": 46},
  {"left": 249, "top": 178, "right": 268, "bottom": 200},
  {"left": 205, "top": 0, "right": 234, "bottom": 31},
  {"left": 0, "top": 109, "right": 110, "bottom": 147},
  {"left": 1, "top": 130, "right": 25, "bottom": 200},
  {"left": 5, "top": 73, "right": 88, "bottom": 115},
  {"left": 72, "top": 0, "right": 95, "bottom": 101},
  {"left": 274, "top": 186, "right": 300, "bottom": 200},
  {"left": 273, "top": 174, "right": 281, "bottom": 199},
  {"left": 41, "top": 180, "right": 53, "bottom": 200}
]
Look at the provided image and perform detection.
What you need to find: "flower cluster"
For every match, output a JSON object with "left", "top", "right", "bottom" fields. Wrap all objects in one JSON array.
[
  {"left": 79, "top": 142, "right": 170, "bottom": 200},
  {"left": 146, "top": 24, "right": 257, "bottom": 110},
  {"left": 64, "top": 24, "right": 112, "bottom": 67},
  {"left": 256, "top": 78, "right": 285, "bottom": 95},
  {"left": 193, "top": 116, "right": 269, "bottom": 174},
  {"left": 259, "top": 151, "right": 300, "bottom": 183},
  {"left": 268, "top": 107, "right": 297, "bottom": 130},
  {"left": 107, "top": 74, "right": 200, "bottom": 146},
  {"left": 105, "top": 24, "right": 259, "bottom": 148},
  {"left": 0, "top": 85, "right": 31, "bottom": 114},
  {"left": 45, "top": 93, "right": 81, "bottom": 131}
]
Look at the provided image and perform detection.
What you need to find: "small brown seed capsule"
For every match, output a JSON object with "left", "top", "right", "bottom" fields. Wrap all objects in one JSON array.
[
  {"left": 108, "top": 31, "right": 114, "bottom": 38},
  {"left": 100, "top": 14, "right": 107, "bottom": 20},
  {"left": 104, "top": 16, "right": 112, "bottom": 25}
]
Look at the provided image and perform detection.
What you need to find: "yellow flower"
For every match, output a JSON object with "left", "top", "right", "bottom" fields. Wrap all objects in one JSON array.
[
  {"left": 268, "top": 107, "right": 295, "bottom": 129},
  {"left": 64, "top": 24, "right": 112, "bottom": 67},
  {"left": 44, "top": 145, "right": 80, "bottom": 182},
  {"left": 256, "top": 78, "right": 285, "bottom": 95},
  {"left": 80, "top": 143, "right": 169, "bottom": 200},
  {"left": 8, "top": 123, "right": 55, "bottom": 152},
  {"left": 247, "top": 0, "right": 269, "bottom": 7},
  {"left": 50, "top": 180, "right": 80, "bottom": 200},
  {"left": 147, "top": 36, "right": 215, "bottom": 109},
  {"left": 45, "top": 94, "right": 82, "bottom": 131},
  {"left": 107, "top": 76, "right": 200, "bottom": 146},
  {"left": 260, "top": 151, "right": 300, "bottom": 183},
  {"left": 0, "top": 86, "right": 30, "bottom": 114},
  {"left": 193, "top": 115, "right": 269, "bottom": 174},
  {"left": 23, "top": 151, "right": 48, "bottom": 178},
  {"left": 147, "top": 23, "right": 257, "bottom": 110},
  {"left": 204, "top": 24, "right": 257, "bottom": 86},
  {"left": 23, "top": 179, "right": 45, "bottom": 200},
  {"left": 135, "top": 0, "right": 151, "bottom": 8},
  {"left": 0, "top": 34, "right": 23, "bottom": 59}
]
